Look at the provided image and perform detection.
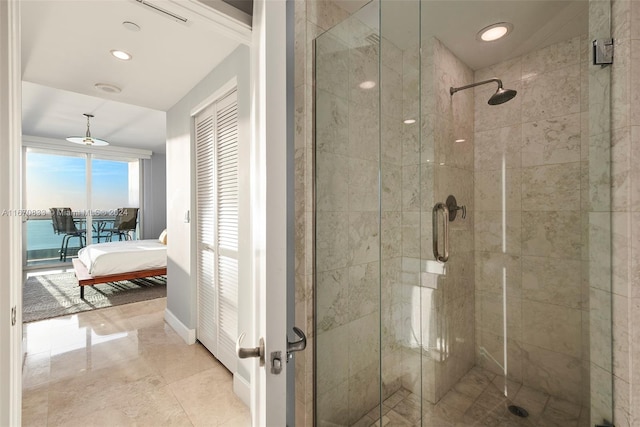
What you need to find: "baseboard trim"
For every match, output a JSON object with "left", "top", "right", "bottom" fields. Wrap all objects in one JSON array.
[
  {"left": 164, "top": 308, "right": 196, "bottom": 344},
  {"left": 233, "top": 373, "right": 251, "bottom": 407}
]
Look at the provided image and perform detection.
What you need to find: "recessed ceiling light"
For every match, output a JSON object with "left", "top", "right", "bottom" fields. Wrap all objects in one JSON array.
[
  {"left": 359, "top": 80, "right": 376, "bottom": 90},
  {"left": 122, "top": 21, "right": 141, "bottom": 32},
  {"left": 403, "top": 119, "right": 416, "bottom": 124},
  {"left": 439, "top": 162, "right": 445, "bottom": 166},
  {"left": 455, "top": 138, "right": 466, "bottom": 143},
  {"left": 110, "top": 49, "right": 132, "bottom": 61},
  {"left": 94, "top": 83, "right": 122, "bottom": 94},
  {"left": 477, "top": 22, "right": 513, "bottom": 42}
]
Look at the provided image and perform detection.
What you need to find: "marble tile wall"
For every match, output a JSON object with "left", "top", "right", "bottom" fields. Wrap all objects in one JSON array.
[
  {"left": 473, "top": 34, "right": 590, "bottom": 406},
  {"left": 607, "top": 0, "right": 640, "bottom": 426},
  {"left": 420, "top": 37, "right": 476, "bottom": 403}
]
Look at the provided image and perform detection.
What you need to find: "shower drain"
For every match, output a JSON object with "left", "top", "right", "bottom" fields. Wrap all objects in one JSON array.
[{"left": 508, "top": 405, "right": 529, "bottom": 418}]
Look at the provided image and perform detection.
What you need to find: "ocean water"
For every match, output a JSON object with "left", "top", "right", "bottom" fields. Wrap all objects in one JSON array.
[{"left": 27, "top": 219, "right": 137, "bottom": 251}]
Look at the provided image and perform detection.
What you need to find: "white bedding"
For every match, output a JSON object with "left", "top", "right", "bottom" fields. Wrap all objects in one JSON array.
[{"left": 77, "top": 240, "right": 167, "bottom": 277}]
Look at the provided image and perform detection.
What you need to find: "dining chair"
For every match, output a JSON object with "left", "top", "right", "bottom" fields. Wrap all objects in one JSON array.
[
  {"left": 105, "top": 208, "right": 139, "bottom": 241},
  {"left": 50, "top": 207, "right": 86, "bottom": 261}
]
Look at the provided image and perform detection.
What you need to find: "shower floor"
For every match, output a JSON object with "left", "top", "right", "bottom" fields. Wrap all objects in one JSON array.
[{"left": 352, "top": 366, "right": 589, "bottom": 426}]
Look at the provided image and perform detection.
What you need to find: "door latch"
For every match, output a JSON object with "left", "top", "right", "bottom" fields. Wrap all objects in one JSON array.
[
  {"left": 271, "top": 351, "right": 283, "bottom": 374},
  {"left": 286, "top": 326, "right": 307, "bottom": 362}
]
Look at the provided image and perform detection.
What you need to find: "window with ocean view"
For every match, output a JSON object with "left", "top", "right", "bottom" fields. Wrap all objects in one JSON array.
[{"left": 24, "top": 148, "right": 140, "bottom": 267}]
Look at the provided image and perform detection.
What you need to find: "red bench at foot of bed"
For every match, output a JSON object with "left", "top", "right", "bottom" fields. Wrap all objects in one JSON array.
[{"left": 72, "top": 258, "right": 167, "bottom": 299}]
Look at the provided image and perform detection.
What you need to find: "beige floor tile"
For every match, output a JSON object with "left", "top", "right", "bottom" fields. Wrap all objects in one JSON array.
[{"left": 23, "top": 297, "right": 248, "bottom": 427}]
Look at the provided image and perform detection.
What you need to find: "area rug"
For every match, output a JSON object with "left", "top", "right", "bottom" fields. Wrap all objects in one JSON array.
[{"left": 23, "top": 272, "right": 166, "bottom": 322}]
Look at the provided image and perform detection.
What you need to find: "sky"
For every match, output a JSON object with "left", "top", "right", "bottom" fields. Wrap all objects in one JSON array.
[{"left": 26, "top": 151, "right": 133, "bottom": 214}]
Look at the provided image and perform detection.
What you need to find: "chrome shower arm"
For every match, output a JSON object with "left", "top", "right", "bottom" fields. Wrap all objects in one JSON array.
[{"left": 450, "top": 78, "right": 503, "bottom": 95}]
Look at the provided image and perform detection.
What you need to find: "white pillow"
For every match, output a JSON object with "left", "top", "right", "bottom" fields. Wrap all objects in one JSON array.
[{"left": 158, "top": 229, "right": 167, "bottom": 245}]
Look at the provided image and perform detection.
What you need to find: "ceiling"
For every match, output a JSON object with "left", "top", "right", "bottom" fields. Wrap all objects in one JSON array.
[
  {"left": 339, "top": 0, "right": 588, "bottom": 71},
  {"left": 21, "top": 0, "right": 249, "bottom": 154},
  {"left": 21, "top": 0, "right": 588, "bottom": 154}
]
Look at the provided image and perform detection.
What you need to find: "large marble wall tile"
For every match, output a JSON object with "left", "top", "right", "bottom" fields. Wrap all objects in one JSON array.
[
  {"left": 381, "top": 211, "right": 402, "bottom": 260},
  {"left": 474, "top": 57, "right": 522, "bottom": 86},
  {"left": 316, "top": 267, "right": 349, "bottom": 333},
  {"left": 475, "top": 81, "right": 523, "bottom": 133},
  {"left": 381, "top": 64, "right": 404, "bottom": 119},
  {"left": 316, "top": 212, "right": 349, "bottom": 272},
  {"left": 349, "top": 46, "right": 379, "bottom": 108},
  {"left": 474, "top": 169, "right": 522, "bottom": 212},
  {"left": 381, "top": 116, "right": 403, "bottom": 166},
  {"left": 381, "top": 37, "right": 403, "bottom": 76},
  {"left": 475, "top": 330, "right": 524, "bottom": 382},
  {"left": 474, "top": 210, "right": 522, "bottom": 254},
  {"left": 521, "top": 113, "right": 581, "bottom": 167},
  {"left": 348, "top": 262, "right": 380, "bottom": 322},
  {"left": 611, "top": 127, "right": 631, "bottom": 211},
  {"left": 315, "top": 37, "right": 349, "bottom": 98},
  {"left": 521, "top": 64, "right": 581, "bottom": 123},
  {"left": 402, "top": 164, "right": 421, "bottom": 212},
  {"left": 317, "top": 324, "right": 350, "bottom": 394},
  {"left": 475, "top": 290, "right": 522, "bottom": 340},
  {"left": 348, "top": 211, "right": 379, "bottom": 265},
  {"left": 590, "top": 362, "right": 614, "bottom": 425},
  {"left": 521, "top": 36, "right": 581, "bottom": 77},
  {"left": 348, "top": 158, "right": 378, "bottom": 212},
  {"left": 521, "top": 210, "right": 582, "bottom": 259},
  {"left": 522, "top": 344, "right": 582, "bottom": 404},
  {"left": 474, "top": 125, "right": 522, "bottom": 171},
  {"left": 316, "top": 380, "right": 349, "bottom": 426},
  {"left": 348, "top": 362, "right": 380, "bottom": 425},
  {"left": 612, "top": 292, "right": 630, "bottom": 382},
  {"left": 521, "top": 162, "right": 581, "bottom": 211},
  {"left": 589, "top": 132, "right": 612, "bottom": 212},
  {"left": 590, "top": 287, "right": 613, "bottom": 371},
  {"left": 381, "top": 162, "right": 402, "bottom": 213},
  {"left": 402, "top": 119, "right": 421, "bottom": 167},
  {"left": 475, "top": 251, "right": 522, "bottom": 297},
  {"left": 589, "top": 212, "right": 613, "bottom": 292},
  {"left": 612, "top": 212, "right": 630, "bottom": 297},
  {"left": 348, "top": 311, "right": 380, "bottom": 376},
  {"left": 631, "top": 41, "right": 640, "bottom": 127},
  {"left": 401, "top": 212, "right": 420, "bottom": 258},
  {"left": 316, "top": 152, "right": 348, "bottom": 212},
  {"left": 632, "top": 127, "right": 640, "bottom": 211},
  {"left": 632, "top": 212, "right": 640, "bottom": 299},
  {"left": 348, "top": 104, "right": 379, "bottom": 162},
  {"left": 611, "top": 38, "right": 630, "bottom": 132},
  {"left": 522, "top": 301, "right": 582, "bottom": 358},
  {"left": 315, "top": 89, "right": 349, "bottom": 156},
  {"left": 521, "top": 256, "right": 582, "bottom": 309}
]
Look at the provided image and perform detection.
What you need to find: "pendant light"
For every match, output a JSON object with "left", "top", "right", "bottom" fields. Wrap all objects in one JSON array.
[{"left": 66, "top": 113, "right": 109, "bottom": 146}]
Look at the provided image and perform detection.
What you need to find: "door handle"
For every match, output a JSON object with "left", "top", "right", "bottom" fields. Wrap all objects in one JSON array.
[
  {"left": 432, "top": 202, "right": 449, "bottom": 262},
  {"left": 287, "top": 327, "right": 307, "bottom": 361},
  {"left": 236, "top": 333, "right": 265, "bottom": 366}
]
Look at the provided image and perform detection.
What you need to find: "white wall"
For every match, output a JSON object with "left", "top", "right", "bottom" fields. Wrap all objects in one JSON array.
[
  {"left": 142, "top": 153, "right": 166, "bottom": 239},
  {"left": 165, "top": 44, "right": 251, "bottom": 383}
]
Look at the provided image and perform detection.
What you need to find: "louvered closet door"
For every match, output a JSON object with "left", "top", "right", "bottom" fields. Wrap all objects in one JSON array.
[{"left": 195, "top": 90, "right": 239, "bottom": 373}]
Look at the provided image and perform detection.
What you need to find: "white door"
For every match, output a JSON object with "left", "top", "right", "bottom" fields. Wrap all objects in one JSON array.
[
  {"left": 247, "top": 0, "right": 289, "bottom": 424},
  {"left": 195, "top": 90, "right": 240, "bottom": 373}
]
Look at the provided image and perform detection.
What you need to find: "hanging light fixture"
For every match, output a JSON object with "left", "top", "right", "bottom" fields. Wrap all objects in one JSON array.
[{"left": 66, "top": 113, "right": 109, "bottom": 146}]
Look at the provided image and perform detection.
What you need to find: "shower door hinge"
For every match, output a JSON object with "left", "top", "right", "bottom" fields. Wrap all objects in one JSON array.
[
  {"left": 593, "top": 38, "right": 614, "bottom": 66},
  {"left": 10, "top": 306, "right": 16, "bottom": 326}
]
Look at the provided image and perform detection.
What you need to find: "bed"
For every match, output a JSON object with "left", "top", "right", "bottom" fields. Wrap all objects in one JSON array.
[{"left": 73, "top": 238, "right": 167, "bottom": 298}]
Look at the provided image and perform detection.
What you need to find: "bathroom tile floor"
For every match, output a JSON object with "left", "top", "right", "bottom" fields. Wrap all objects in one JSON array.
[
  {"left": 22, "top": 297, "right": 251, "bottom": 427},
  {"left": 354, "top": 367, "right": 589, "bottom": 426}
]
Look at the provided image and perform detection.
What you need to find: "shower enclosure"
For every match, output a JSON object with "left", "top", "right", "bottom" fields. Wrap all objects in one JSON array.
[{"left": 314, "top": 0, "right": 613, "bottom": 425}]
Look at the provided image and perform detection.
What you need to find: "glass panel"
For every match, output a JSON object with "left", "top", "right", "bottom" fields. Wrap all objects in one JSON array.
[
  {"left": 91, "top": 157, "right": 140, "bottom": 242},
  {"left": 315, "top": 0, "right": 613, "bottom": 425},
  {"left": 314, "top": 1, "right": 382, "bottom": 424},
  {"left": 24, "top": 149, "right": 87, "bottom": 266}
]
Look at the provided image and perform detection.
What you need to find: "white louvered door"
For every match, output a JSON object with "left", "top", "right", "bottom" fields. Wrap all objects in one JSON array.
[{"left": 195, "top": 90, "right": 239, "bottom": 373}]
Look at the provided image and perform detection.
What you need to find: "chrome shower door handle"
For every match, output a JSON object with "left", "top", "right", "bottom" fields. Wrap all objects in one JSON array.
[{"left": 432, "top": 202, "right": 450, "bottom": 262}]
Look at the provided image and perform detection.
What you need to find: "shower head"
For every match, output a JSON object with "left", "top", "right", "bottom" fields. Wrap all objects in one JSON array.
[
  {"left": 450, "top": 78, "right": 517, "bottom": 105},
  {"left": 488, "top": 87, "right": 518, "bottom": 105}
]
